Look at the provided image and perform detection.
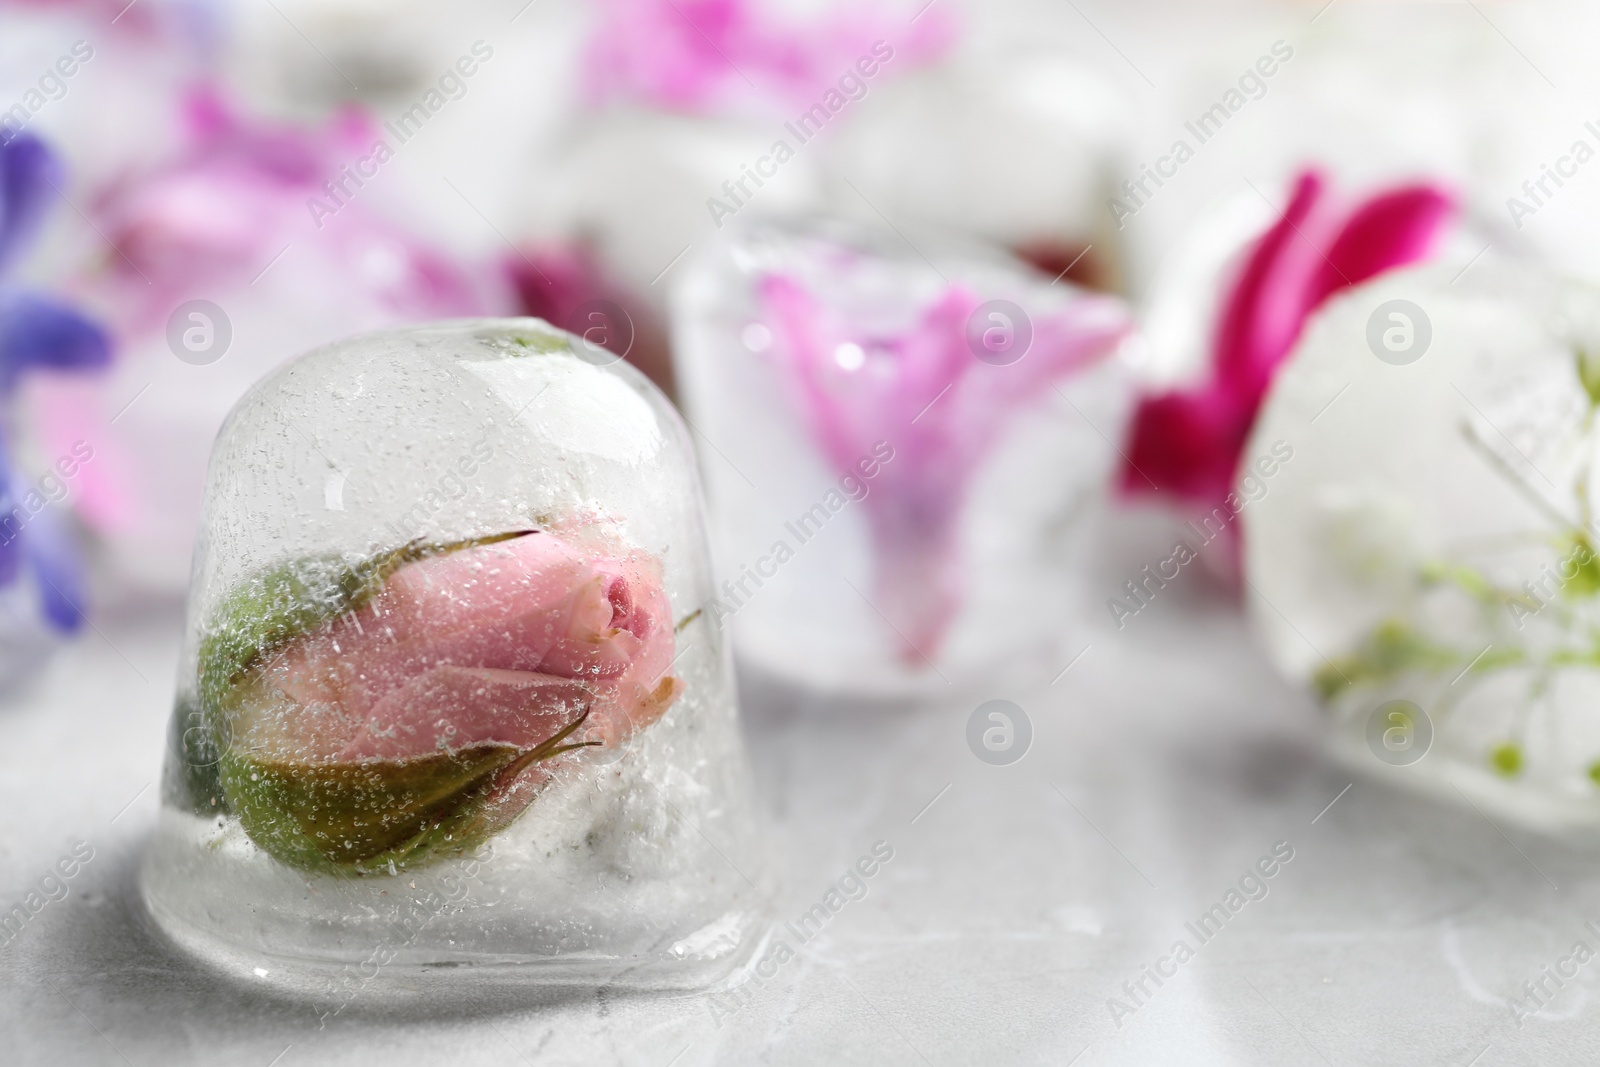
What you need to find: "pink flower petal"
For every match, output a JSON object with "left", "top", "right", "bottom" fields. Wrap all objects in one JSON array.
[
  {"left": 340, "top": 667, "right": 593, "bottom": 761},
  {"left": 759, "top": 264, "right": 1130, "bottom": 664},
  {"left": 1305, "top": 184, "right": 1457, "bottom": 310},
  {"left": 259, "top": 529, "right": 680, "bottom": 764},
  {"left": 1120, "top": 168, "right": 1455, "bottom": 553},
  {"left": 1213, "top": 169, "right": 1325, "bottom": 392}
]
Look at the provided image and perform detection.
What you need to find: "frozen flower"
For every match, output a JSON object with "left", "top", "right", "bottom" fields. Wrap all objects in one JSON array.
[
  {"left": 759, "top": 264, "right": 1130, "bottom": 665},
  {"left": 196, "top": 528, "right": 682, "bottom": 874},
  {"left": 1119, "top": 167, "right": 1454, "bottom": 572},
  {"left": 1243, "top": 259, "right": 1600, "bottom": 821},
  {"left": 545, "top": 0, "right": 954, "bottom": 407}
]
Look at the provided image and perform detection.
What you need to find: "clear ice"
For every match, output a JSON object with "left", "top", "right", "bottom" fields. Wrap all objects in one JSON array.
[
  {"left": 141, "top": 319, "right": 767, "bottom": 990},
  {"left": 674, "top": 218, "right": 1134, "bottom": 695}
]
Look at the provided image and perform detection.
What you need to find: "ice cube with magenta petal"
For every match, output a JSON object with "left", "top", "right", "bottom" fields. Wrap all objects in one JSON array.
[
  {"left": 673, "top": 218, "right": 1135, "bottom": 696},
  {"left": 141, "top": 318, "right": 767, "bottom": 991}
]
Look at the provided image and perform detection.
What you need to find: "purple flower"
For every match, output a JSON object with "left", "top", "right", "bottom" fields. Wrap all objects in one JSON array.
[{"left": 0, "top": 134, "right": 112, "bottom": 632}]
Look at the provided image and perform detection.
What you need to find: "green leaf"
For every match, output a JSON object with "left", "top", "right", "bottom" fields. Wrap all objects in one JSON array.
[
  {"left": 1546, "top": 644, "right": 1600, "bottom": 669},
  {"left": 1473, "top": 647, "right": 1527, "bottom": 673},
  {"left": 220, "top": 711, "right": 597, "bottom": 875},
  {"left": 196, "top": 552, "right": 375, "bottom": 727},
  {"left": 164, "top": 695, "right": 227, "bottom": 817},
  {"left": 1420, "top": 562, "right": 1497, "bottom": 604},
  {"left": 1578, "top": 347, "right": 1600, "bottom": 408},
  {"left": 1562, "top": 535, "right": 1600, "bottom": 600},
  {"left": 1490, "top": 742, "right": 1524, "bottom": 778},
  {"left": 1587, "top": 760, "right": 1600, "bottom": 787}
]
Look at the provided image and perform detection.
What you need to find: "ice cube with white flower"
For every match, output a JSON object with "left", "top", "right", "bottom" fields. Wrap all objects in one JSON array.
[{"left": 1244, "top": 260, "right": 1600, "bottom": 831}]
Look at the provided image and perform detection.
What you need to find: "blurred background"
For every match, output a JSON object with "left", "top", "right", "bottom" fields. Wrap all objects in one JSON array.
[{"left": 4, "top": 0, "right": 1600, "bottom": 1063}]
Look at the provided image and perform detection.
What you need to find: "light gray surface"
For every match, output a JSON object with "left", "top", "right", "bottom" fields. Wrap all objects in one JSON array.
[{"left": 2, "top": 593, "right": 1597, "bottom": 1066}]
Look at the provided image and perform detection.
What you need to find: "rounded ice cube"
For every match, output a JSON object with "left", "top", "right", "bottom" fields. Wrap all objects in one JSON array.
[
  {"left": 1245, "top": 261, "right": 1600, "bottom": 832},
  {"left": 141, "top": 318, "right": 767, "bottom": 991}
]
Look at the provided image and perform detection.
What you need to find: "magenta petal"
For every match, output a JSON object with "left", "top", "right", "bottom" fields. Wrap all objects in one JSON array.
[
  {"left": 871, "top": 524, "right": 962, "bottom": 667},
  {"left": 1120, "top": 168, "right": 1455, "bottom": 520},
  {"left": 1305, "top": 184, "right": 1456, "bottom": 309},
  {"left": 1213, "top": 168, "right": 1325, "bottom": 391},
  {"left": 582, "top": 0, "right": 954, "bottom": 115},
  {"left": 1119, "top": 388, "right": 1251, "bottom": 503}
]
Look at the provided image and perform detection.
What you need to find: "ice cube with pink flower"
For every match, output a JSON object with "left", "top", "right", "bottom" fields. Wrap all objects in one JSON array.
[
  {"left": 142, "top": 317, "right": 767, "bottom": 989},
  {"left": 674, "top": 218, "right": 1135, "bottom": 696}
]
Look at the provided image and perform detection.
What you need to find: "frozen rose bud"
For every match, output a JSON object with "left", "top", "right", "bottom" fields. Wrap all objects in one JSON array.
[
  {"left": 1120, "top": 167, "right": 1454, "bottom": 582},
  {"left": 205, "top": 529, "right": 682, "bottom": 873},
  {"left": 149, "top": 318, "right": 764, "bottom": 984}
]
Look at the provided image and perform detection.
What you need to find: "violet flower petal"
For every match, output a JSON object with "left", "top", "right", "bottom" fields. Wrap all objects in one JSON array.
[
  {"left": 0, "top": 135, "right": 62, "bottom": 278},
  {"left": 0, "top": 293, "right": 113, "bottom": 391},
  {"left": 0, "top": 136, "right": 109, "bottom": 628},
  {"left": 22, "top": 503, "right": 86, "bottom": 633},
  {"left": 0, "top": 454, "right": 18, "bottom": 590}
]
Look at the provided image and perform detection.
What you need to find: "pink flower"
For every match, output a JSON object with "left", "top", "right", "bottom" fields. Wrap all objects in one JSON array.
[
  {"left": 211, "top": 529, "right": 683, "bottom": 872},
  {"left": 581, "top": 0, "right": 954, "bottom": 117},
  {"left": 253, "top": 531, "right": 681, "bottom": 764},
  {"left": 1119, "top": 168, "right": 1454, "bottom": 566},
  {"left": 759, "top": 271, "right": 1130, "bottom": 666}
]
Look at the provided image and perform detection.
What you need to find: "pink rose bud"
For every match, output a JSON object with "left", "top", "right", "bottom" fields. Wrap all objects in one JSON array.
[{"left": 208, "top": 529, "right": 682, "bottom": 874}]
